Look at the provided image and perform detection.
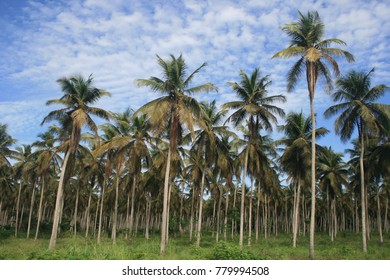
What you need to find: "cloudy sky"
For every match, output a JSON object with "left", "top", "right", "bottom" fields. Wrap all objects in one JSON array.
[{"left": 1, "top": 0, "right": 389, "bottom": 155}]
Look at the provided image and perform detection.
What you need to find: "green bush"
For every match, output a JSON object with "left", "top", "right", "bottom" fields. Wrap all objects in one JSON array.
[{"left": 209, "top": 242, "right": 257, "bottom": 260}]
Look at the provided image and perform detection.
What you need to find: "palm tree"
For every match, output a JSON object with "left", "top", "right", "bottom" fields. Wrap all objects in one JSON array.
[
  {"left": 324, "top": 68, "right": 389, "bottom": 252},
  {"left": 0, "top": 124, "right": 16, "bottom": 167},
  {"left": 136, "top": 54, "right": 217, "bottom": 255},
  {"left": 272, "top": 10, "right": 354, "bottom": 259},
  {"left": 190, "top": 100, "right": 231, "bottom": 246},
  {"left": 0, "top": 124, "right": 17, "bottom": 235},
  {"left": 32, "top": 130, "right": 60, "bottom": 239},
  {"left": 223, "top": 68, "right": 285, "bottom": 248},
  {"left": 317, "top": 147, "right": 349, "bottom": 241},
  {"left": 41, "top": 74, "right": 112, "bottom": 249},
  {"left": 277, "top": 111, "right": 328, "bottom": 247},
  {"left": 95, "top": 109, "right": 152, "bottom": 243}
]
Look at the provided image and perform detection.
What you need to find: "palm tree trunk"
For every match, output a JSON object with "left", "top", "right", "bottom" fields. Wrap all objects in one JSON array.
[
  {"left": 231, "top": 186, "right": 237, "bottom": 239},
  {"left": 248, "top": 179, "right": 254, "bottom": 246},
  {"left": 239, "top": 145, "right": 250, "bottom": 248},
  {"left": 19, "top": 204, "right": 25, "bottom": 231},
  {"left": 112, "top": 168, "right": 120, "bottom": 244},
  {"left": 49, "top": 150, "right": 71, "bottom": 249},
  {"left": 73, "top": 185, "right": 79, "bottom": 239},
  {"left": 255, "top": 181, "right": 260, "bottom": 242},
  {"left": 27, "top": 181, "right": 36, "bottom": 239},
  {"left": 309, "top": 92, "right": 316, "bottom": 259},
  {"left": 293, "top": 177, "right": 301, "bottom": 247},
  {"left": 196, "top": 168, "right": 206, "bottom": 246},
  {"left": 224, "top": 189, "right": 229, "bottom": 241},
  {"left": 145, "top": 193, "right": 151, "bottom": 240},
  {"left": 85, "top": 191, "right": 92, "bottom": 238},
  {"left": 15, "top": 180, "right": 22, "bottom": 237},
  {"left": 166, "top": 181, "right": 172, "bottom": 244},
  {"left": 360, "top": 135, "right": 367, "bottom": 252},
  {"left": 377, "top": 192, "right": 383, "bottom": 244},
  {"left": 160, "top": 148, "right": 171, "bottom": 255},
  {"left": 179, "top": 181, "right": 184, "bottom": 234},
  {"left": 189, "top": 186, "right": 195, "bottom": 241},
  {"left": 129, "top": 176, "right": 137, "bottom": 237},
  {"left": 216, "top": 186, "right": 223, "bottom": 242},
  {"left": 385, "top": 197, "right": 388, "bottom": 234},
  {"left": 97, "top": 178, "right": 106, "bottom": 244},
  {"left": 35, "top": 176, "right": 46, "bottom": 240}
]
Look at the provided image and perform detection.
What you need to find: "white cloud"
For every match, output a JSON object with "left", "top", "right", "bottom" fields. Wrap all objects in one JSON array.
[{"left": 0, "top": 0, "right": 389, "bottom": 154}]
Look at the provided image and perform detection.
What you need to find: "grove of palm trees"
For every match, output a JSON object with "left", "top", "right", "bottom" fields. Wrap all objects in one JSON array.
[{"left": 0, "top": 11, "right": 389, "bottom": 260}]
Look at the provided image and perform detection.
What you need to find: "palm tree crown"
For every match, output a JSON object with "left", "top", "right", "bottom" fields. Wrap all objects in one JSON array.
[
  {"left": 272, "top": 10, "right": 354, "bottom": 95},
  {"left": 324, "top": 68, "right": 389, "bottom": 141}
]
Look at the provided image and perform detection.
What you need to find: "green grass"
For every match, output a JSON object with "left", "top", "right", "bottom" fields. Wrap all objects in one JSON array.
[{"left": 0, "top": 228, "right": 389, "bottom": 260}]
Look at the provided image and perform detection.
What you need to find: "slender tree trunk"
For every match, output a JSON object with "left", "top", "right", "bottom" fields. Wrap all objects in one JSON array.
[
  {"left": 255, "top": 181, "right": 260, "bottom": 242},
  {"left": 360, "top": 135, "right": 367, "bottom": 252},
  {"left": 216, "top": 186, "right": 223, "bottom": 242},
  {"left": 97, "top": 178, "right": 105, "bottom": 244},
  {"left": 85, "top": 190, "right": 92, "bottom": 238},
  {"left": 93, "top": 193, "right": 99, "bottom": 237},
  {"left": 19, "top": 204, "right": 25, "bottom": 231},
  {"left": 264, "top": 193, "right": 269, "bottom": 239},
  {"left": 179, "top": 181, "right": 184, "bottom": 234},
  {"left": 293, "top": 177, "right": 301, "bottom": 247},
  {"left": 196, "top": 168, "right": 206, "bottom": 246},
  {"left": 248, "top": 179, "right": 254, "bottom": 246},
  {"left": 165, "top": 180, "right": 172, "bottom": 244},
  {"left": 385, "top": 197, "right": 388, "bottom": 234},
  {"left": 73, "top": 185, "right": 79, "bottom": 239},
  {"left": 129, "top": 176, "right": 137, "bottom": 237},
  {"left": 160, "top": 148, "right": 171, "bottom": 255},
  {"left": 27, "top": 181, "right": 36, "bottom": 239},
  {"left": 377, "top": 192, "right": 383, "bottom": 244},
  {"left": 15, "top": 180, "right": 22, "bottom": 237},
  {"left": 309, "top": 92, "right": 316, "bottom": 259},
  {"left": 112, "top": 168, "right": 121, "bottom": 244},
  {"left": 35, "top": 176, "right": 46, "bottom": 240},
  {"left": 145, "top": 193, "right": 151, "bottom": 240},
  {"left": 189, "top": 186, "right": 195, "bottom": 241},
  {"left": 224, "top": 189, "right": 229, "bottom": 241},
  {"left": 231, "top": 186, "right": 237, "bottom": 239},
  {"left": 49, "top": 150, "right": 71, "bottom": 249},
  {"left": 239, "top": 145, "right": 250, "bottom": 248}
]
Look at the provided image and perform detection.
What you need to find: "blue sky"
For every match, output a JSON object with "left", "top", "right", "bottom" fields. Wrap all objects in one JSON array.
[{"left": 1, "top": 0, "right": 389, "bottom": 158}]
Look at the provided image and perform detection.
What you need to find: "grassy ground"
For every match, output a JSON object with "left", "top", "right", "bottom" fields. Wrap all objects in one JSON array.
[{"left": 0, "top": 228, "right": 389, "bottom": 260}]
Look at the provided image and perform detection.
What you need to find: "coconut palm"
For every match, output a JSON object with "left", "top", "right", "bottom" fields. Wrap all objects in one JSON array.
[
  {"left": 272, "top": 10, "right": 354, "bottom": 258},
  {"left": 324, "top": 68, "right": 390, "bottom": 252},
  {"left": 0, "top": 124, "right": 16, "bottom": 167},
  {"left": 32, "top": 130, "right": 60, "bottom": 239},
  {"left": 190, "top": 100, "right": 231, "bottom": 246},
  {"left": 136, "top": 54, "right": 217, "bottom": 255},
  {"left": 95, "top": 109, "right": 152, "bottom": 243},
  {"left": 317, "top": 146, "right": 349, "bottom": 241},
  {"left": 41, "top": 74, "right": 112, "bottom": 249},
  {"left": 223, "top": 68, "right": 285, "bottom": 248},
  {"left": 277, "top": 111, "right": 328, "bottom": 247}
]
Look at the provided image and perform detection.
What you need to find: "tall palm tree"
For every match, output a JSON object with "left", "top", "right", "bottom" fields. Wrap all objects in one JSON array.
[
  {"left": 190, "top": 100, "right": 231, "bottom": 246},
  {"left": 223, "top": 68, "right": 285, "bottom": 248},
  {"left": 272, "top": 10, "right": 354, "bottom": 259},
  {"left": 0, "top": 124, "right": 16, "bottom": 167},
  {"left": 41, "top": 74, "right": 112, "bottom": 249},
  {"left": 277, "top": 111, "right": 328, "bottom": 247},
  {"left": 32, "top": 130, "right": 60, "bottom": 239},
  {"left": 317, "top": 146, "right": 349, "bottom": 241},
  {"left": 324, "top": 68, "right": 389, "bottom": 252},
  {"left": 95, "top": 109, "right": 152, "bottom": 243},
  {"left": 136, "top": 54, "right": 217, "bottom": 255},
  {"left": 0, "top": 124, "right": 17, "bottom": 235}
]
